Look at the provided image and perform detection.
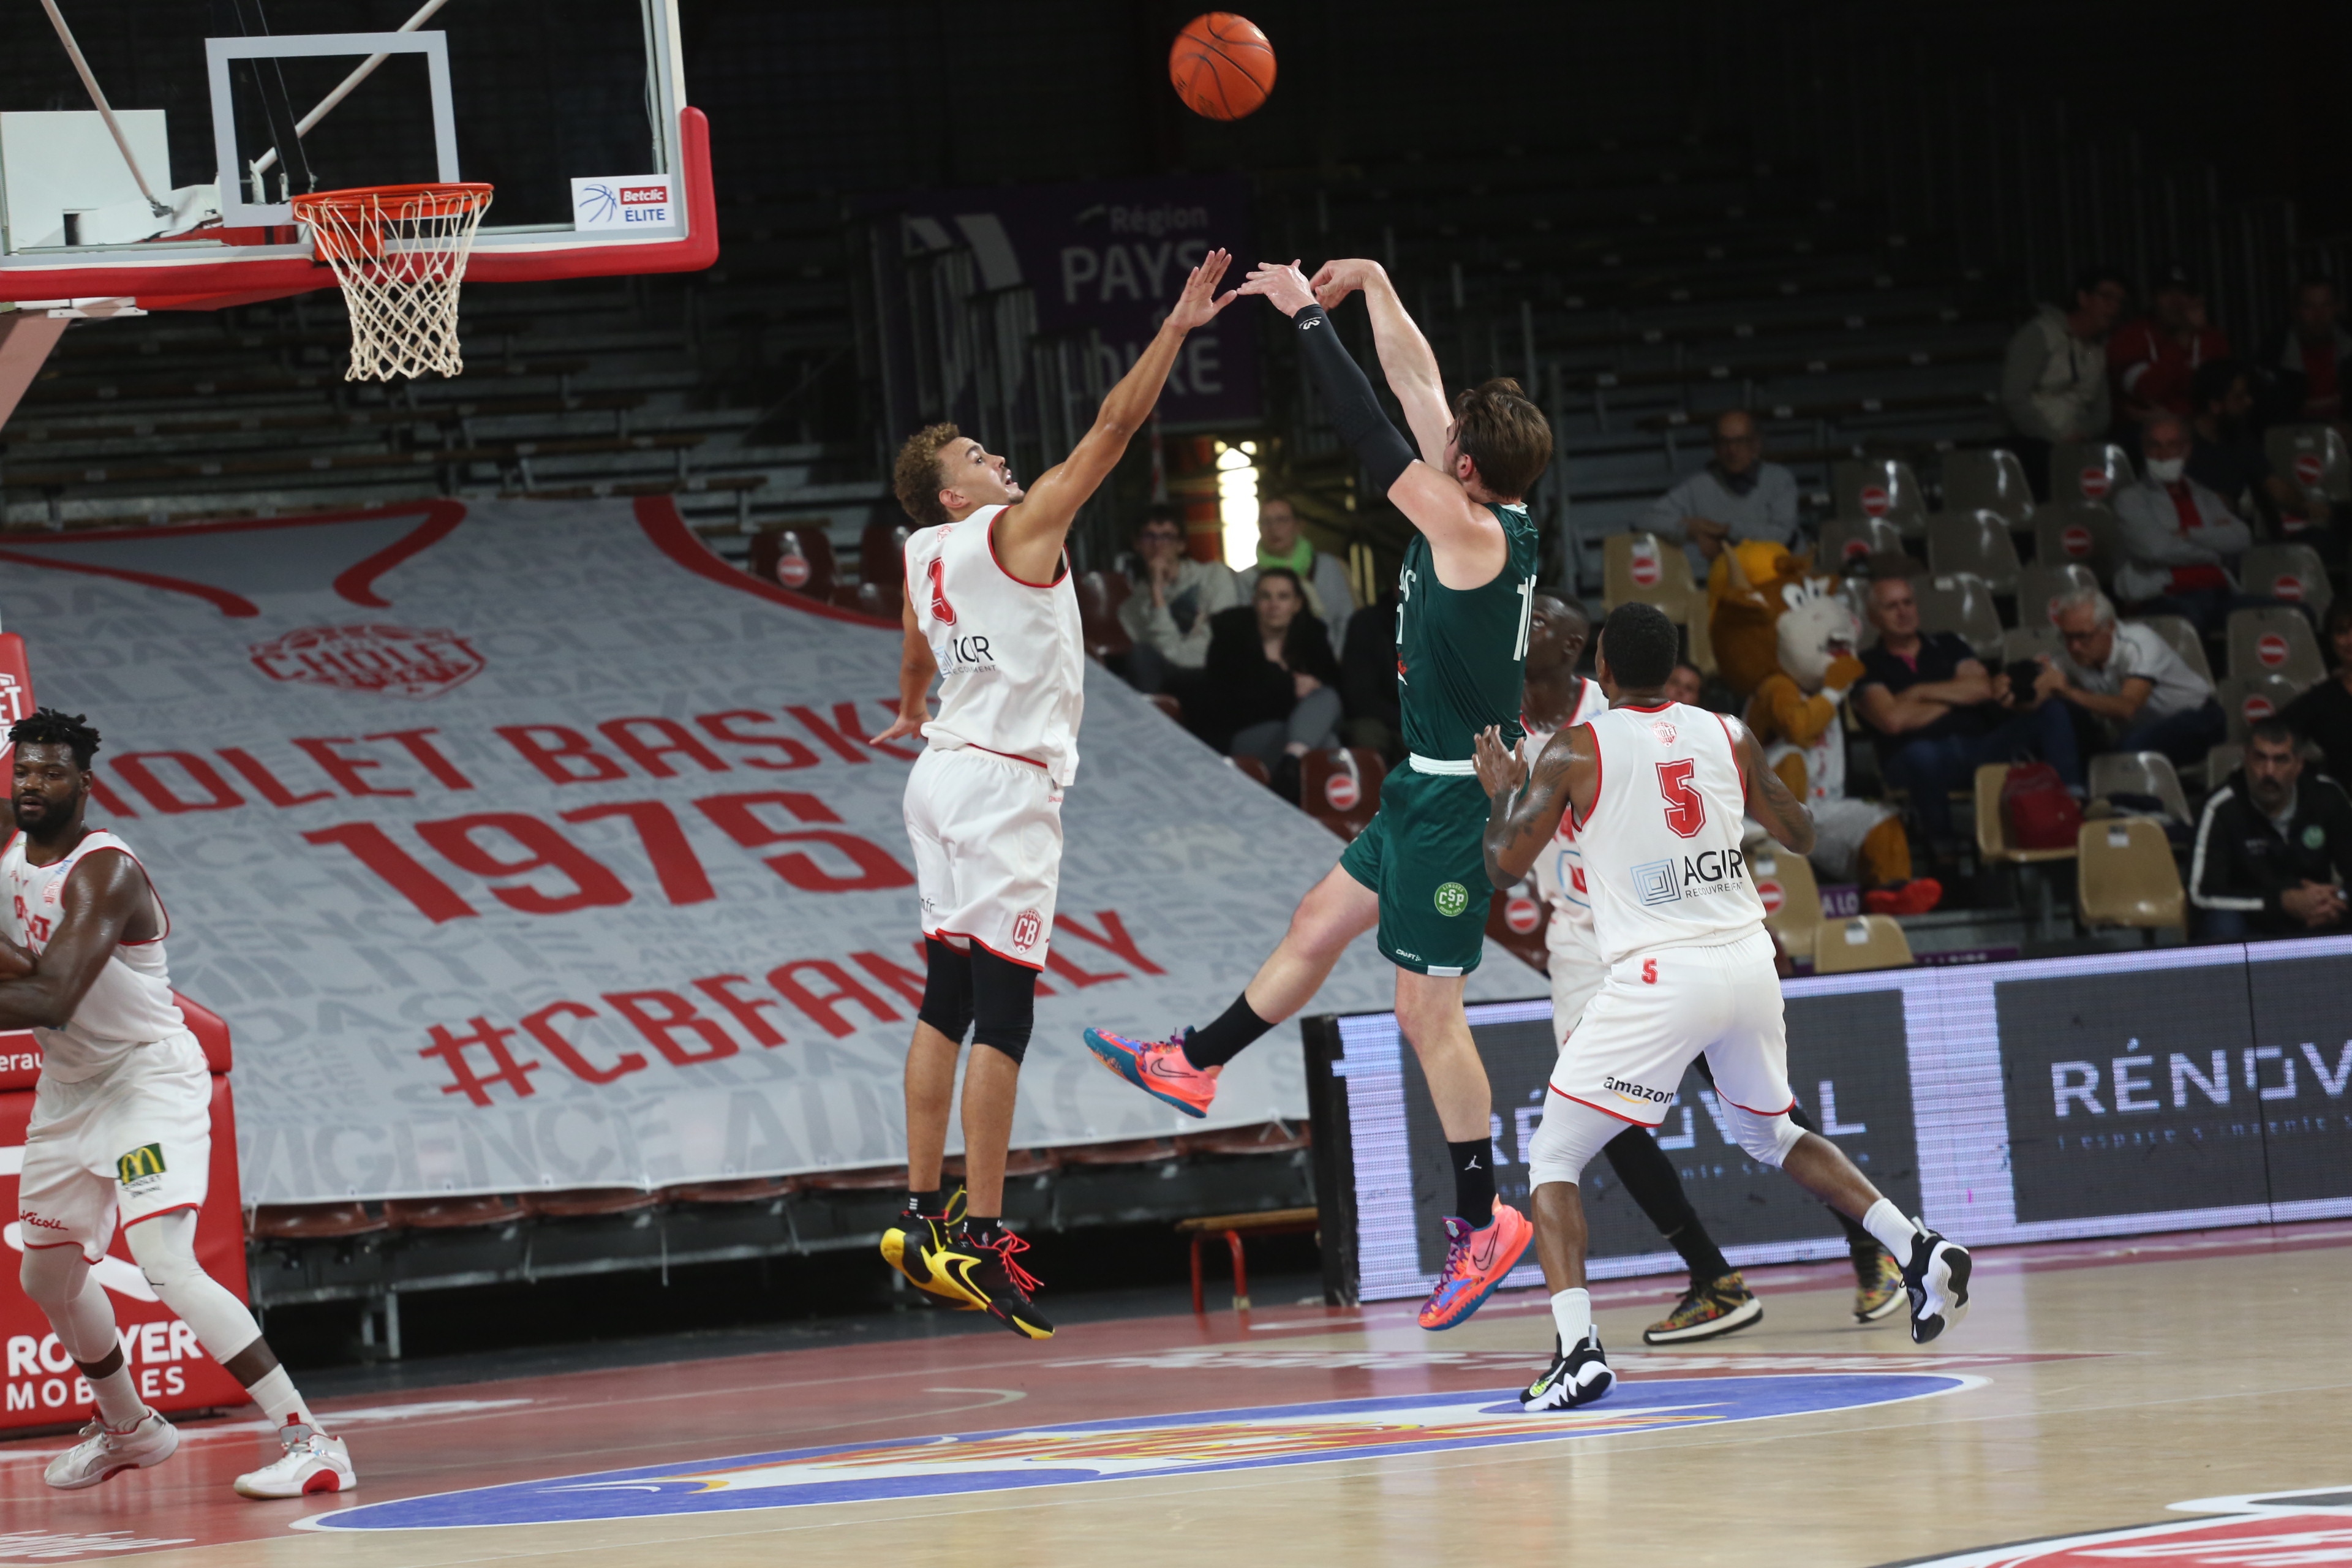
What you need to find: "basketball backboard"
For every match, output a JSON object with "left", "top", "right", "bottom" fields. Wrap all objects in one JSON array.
[{"left": 0, "top": 0, "right": 710, "bottom": 312}]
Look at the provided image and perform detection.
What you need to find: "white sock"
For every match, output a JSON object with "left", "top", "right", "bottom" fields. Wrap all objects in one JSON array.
[
  {"left": 1861, "top": 1199, "right": 1921, "bottom": 1262},
  {"left": 1550, "top": 1287, "right": 1592, "bottom": 1348},
  {"left": 244, "top": 1365, "right": 318, "bottom": 1433},
  {"left": 85, "top": 1363, "right": 145, "bottom": 1429}
]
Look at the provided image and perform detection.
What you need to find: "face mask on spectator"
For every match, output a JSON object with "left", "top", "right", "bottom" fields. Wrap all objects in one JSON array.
[{"left": 2146, "top": 456, "right": 2186, "bottom": 484}]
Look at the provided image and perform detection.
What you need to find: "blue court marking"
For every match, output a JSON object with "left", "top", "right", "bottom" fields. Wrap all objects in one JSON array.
[{"left": 300, "top": 1373, "right": 1978, "bottom": 1531}]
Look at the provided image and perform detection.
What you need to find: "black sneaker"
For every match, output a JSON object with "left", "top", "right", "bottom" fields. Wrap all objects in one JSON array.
[
  {"left": 881, "top": 1189, "right": 981, "bottom": 1310},
  {"left": 1897, "top": 1222, "right": 1972, "bottom": 1343},
  {"left": 927, "top": 1223, "right": 1055, "bottom": 1340},
  {"left": 1521, "top": 1330, "right": 1615, "bottom": 1412},
  {"left": 1642, "top": 1272, "right": 1763, "bottom": 1345}
]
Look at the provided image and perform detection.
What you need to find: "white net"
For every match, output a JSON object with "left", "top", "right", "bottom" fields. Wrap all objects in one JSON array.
[{"left": 291, "top": 184, "right": 494, "bottom": 382}]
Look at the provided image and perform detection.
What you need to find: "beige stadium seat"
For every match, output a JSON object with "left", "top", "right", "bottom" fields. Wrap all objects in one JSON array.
[
  {"left": 1833, "top": 456, "right": 1929, "bottom": 535},
  {"left": 2015, "top": 562, "right": 2099, "bottom": 630},
  {"left": 1815, "top": 514, "right": 1912, "bottom": 576},
  {"left": 1915, "top": 573, "right": 2002, "bottom": 662},
  {"left": 1814, "top": 914, "right": 1915, "bottom": 973},
  {"left": 2029, "top": 503, "right": 2123, "bottom": 587},
  {"left": 1602, "top": 532, "right": 1698, "bottom": 615},
  {"left": 2087, "top": 751, "right": 2192, "bottom": 823},
  {"left": 1751, "top": 845, "right": 1824, "bottom": 961},
  {"left": 1942, "top": 448, "right": 2035, "bottom": 528},
  {"left": 2051, "top": 442, "right": 2136, "bottom": 507},
  {"left": 2240, "top": 542, "right": 2333, "bottom": 618},
  {"left": 2002, "top": 624, "right": 2062, "bottom": 663},
  {"left": 1925, "top": 510, "right": 2021, "bottom": 594},
  {"left": 2132, "top": 614, "right": 2214, "bottom": 685},
  {"left": 2267, "top": 423, "right": 2352, "bottom": 504},
  {"left": 2204, "top": 743, "right": 2243, "bottom": 788},
  {"left": 1976, "top": 763, "right": 2077, "bottom": 865},
  {"left": 2076, "top": 818, "right": 2185, "bottom": 930},
  {"left": 2226, "top": 606, "right": 2325, "bottom": 686},
  {"left": 2217, "top": 671, "right": 2309, "bottom": 744}
]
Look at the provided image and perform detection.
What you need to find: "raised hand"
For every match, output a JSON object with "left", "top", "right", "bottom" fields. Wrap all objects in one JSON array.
[
  {"left": 1308, "top": 257, "right": 1384, "bottom": 310},
  {"left": 1473, "top": 725, "right": 1526, "bottom": 800},
  {"left": 1238, "top": 259, "right": 1317, "bottom": 318},
  {"left": 1165, "top": 248, "right": 1239, "bottom": 333}
]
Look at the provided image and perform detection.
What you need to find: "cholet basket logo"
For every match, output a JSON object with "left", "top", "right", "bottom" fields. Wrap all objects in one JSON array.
[{"left": 249, "top": 625, "right": 484, "bottom": 700}]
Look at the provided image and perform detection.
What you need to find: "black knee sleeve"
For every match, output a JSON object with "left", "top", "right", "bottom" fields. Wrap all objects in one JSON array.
[
  {"left": 918, "top": 937, "right": 974, "bottom": 1042},
  {"left": 969, "top": 946, "right": 1037, "bottom": 1065}
]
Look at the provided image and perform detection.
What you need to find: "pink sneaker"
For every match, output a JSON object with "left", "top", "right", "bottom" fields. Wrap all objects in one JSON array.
[
  {"left": 1082, "top": 1027, "right": 1219, "bottom": 1118},
  {"left": 1417, "top": 1199, "right": 1533, "bottom": 1330}
]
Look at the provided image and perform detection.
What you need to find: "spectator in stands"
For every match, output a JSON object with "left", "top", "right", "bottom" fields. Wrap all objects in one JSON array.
[
  {"left": 2108, "top": 264, "right": 2230, "bottom": 430},
  {"left": 2001, "top": 266, "right": 2127, "bottom": 497},
  {"left": 1339, "top": 587, "right": 1403, "bottom": 760},
  {"left": 1638, "top": 409, "right": 1797, "bottom": 578},
  {"left": 1856, "top": 573, "right": 2079, "bottom": 843},
  {"left": 1201, "top": 567, "right": 1343, "bottom": 775},
  {"left": 1117, "top": 503, "right": 1240, "bottom": 695},
  {"left": 2283, "top": 600, "right": 2352, "bottom": 784},
  {"left": 1664, "top": 660, "right": 1704, "bottom": 706},
  {"left": 2256, "top": 274, "right": 2352, "bottom": 426},
  {"left": 2188, "top": 717, "right": 2352, "bottom": 940},
  {"left": 2188, "top": 360, "right": 2329, "bottom": 530},
  {"left": 2034, "top": 587, "right": 2225, "bottom": 767},
  {"left": 2111, "top": 412, "right": 2258, "bottom": 634},
  {"left": 1236, "top": 491, "right": 1353, "bottom": 654}
]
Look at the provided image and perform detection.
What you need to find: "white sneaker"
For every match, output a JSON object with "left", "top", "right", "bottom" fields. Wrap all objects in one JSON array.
[
  {"left": 45, "top": 1409, "right": 179, "bottom": 1488},
  {"left": 233, "top": 1423, "right": 357, "bottom": 1499}
]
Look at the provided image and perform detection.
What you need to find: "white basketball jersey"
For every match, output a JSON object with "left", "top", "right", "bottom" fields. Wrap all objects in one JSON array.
[
  {"left": 1526, "top": 675, "right": 1613, "bottom": 937},
  {"left": 904, "top": 506, "right": 1086, "bottom": 786},
  {"left": 1, "top": 829, "right": 184, "bottom": 1082},
  {"left": 1575, "top": 702, "right": 1766, "bottom": 965}
]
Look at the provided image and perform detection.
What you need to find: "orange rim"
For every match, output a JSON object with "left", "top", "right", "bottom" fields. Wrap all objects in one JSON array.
[{"left": 290, "top": 182, "right": 494, "bottom": 222}]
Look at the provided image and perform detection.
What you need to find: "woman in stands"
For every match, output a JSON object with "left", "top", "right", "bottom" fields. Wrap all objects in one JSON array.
[{"left": 1202, "top": 565, "right": 1344, "bottom": 782}]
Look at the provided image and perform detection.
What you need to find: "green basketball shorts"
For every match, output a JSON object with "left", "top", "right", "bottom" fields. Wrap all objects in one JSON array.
[{"left": 1338, "top": 766, "right": 1493, "bottom": 976}]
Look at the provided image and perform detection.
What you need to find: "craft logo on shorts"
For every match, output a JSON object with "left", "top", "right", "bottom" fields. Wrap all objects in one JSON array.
[
  {"left": 249, "top": 625, "right": 484, "bottom": 700},
  {"left": 1009, "top": 910, "right": 1043, "bottom": 952},
  {"left": 1433, "top": 882, "right": 1470, "bottom": 918},
  {"left": 115, "top": 1143, "right": 165, "bottom": 1188}
]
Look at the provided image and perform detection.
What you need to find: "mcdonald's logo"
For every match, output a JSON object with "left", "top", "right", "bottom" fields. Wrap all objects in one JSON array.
[{"left": 115, "top": 1144, "right": 166, "bottom": 1184}]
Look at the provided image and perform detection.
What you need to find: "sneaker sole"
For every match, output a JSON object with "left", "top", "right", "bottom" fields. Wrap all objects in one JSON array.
[
  {"left": 1523, "top": 1366, "right": 1617, "bottom": 1412},
  {"left": 1908, "top": 1245, "right": 1973, "bottom": 1343},
  {"left": 1642, "top": 1295, "right": 1763, "bottom": 1345},
  {"left": 1082, "top": 1030, "right": 1210, "bottom": 1120},
  {"left": 1855, "top": 1287, "right": 1907, "bottom": 1324},
  {"left": 47, "top": 1423, "right": 179, "bottom": 1490},
  {"left": 1417, "top": 1219, "right": 1533, "bottom": 1331},
  {"left": 234, "top": 1468, "right": 356, "bottom": 1500}
]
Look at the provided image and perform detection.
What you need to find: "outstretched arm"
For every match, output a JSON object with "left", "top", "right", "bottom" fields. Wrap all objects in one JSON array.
[
  {"left": 0, "top": 850, "right": 149, "bottom": 1030},
  {"left": 1476, "top": 723, "right": 1594, "bottom": 885},
  {"left": 1311, "top": 258, "right": 1447, "bottom": 462},
  {"left": 1734, "top": 718, "right": 1815, "bottom": 856},
  {"left": 870, "top": 595, "right": 938, "bottom": 745},
  {"left": 993, "top": 251, "right": 1236, "bottom": 582}
]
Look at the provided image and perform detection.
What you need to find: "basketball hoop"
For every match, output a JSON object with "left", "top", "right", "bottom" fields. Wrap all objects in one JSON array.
[{"left": 290, "top": 183, "right": 494, "bottom": 380}]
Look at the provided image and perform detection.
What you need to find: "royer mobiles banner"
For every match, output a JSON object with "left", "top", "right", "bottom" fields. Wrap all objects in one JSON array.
[{"left": 0, "top": 499, "right": 1525, "bottom": 1205}]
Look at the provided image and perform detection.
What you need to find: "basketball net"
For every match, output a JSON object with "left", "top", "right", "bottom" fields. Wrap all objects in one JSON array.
[{"left": 290, "top": 183, "right": 494, "bottom": 381}]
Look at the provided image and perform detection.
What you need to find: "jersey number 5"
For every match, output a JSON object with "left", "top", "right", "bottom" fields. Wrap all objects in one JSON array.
[{"left": 1656, "top": 758, "right": 1705, "bottom": 839}]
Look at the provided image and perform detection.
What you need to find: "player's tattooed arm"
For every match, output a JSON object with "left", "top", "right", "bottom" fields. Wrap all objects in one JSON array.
[
  {"left": 1733, "top": 717, "right": 1817, "bottom": 855},
  {"left": 870, "top": 595, "right": 937, "bottom": 746},
  {"left": 1477, "top": 723, "right": 1591, "bottom": 884},
  {"left": 0, "top": 850, "right": 149, "bottom": 1029}
]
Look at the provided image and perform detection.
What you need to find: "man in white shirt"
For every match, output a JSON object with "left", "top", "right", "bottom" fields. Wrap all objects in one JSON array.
[
  {"left": 2112, "top": 412, "right": 2258, "bottom": 635},
  {"left": 2034, "top": 587, "right": 2225, "bottom": 767},
  {"left": 1639, "top": 410, "right": 1799, "bottom": 580},
  {"left": 2000, "top": 267, "right": 2127, "bottom": 497}
]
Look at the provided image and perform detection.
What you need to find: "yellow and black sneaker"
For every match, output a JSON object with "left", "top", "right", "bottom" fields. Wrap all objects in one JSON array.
[
  {"left": 1642, "top": 1271, "right": 1763, "bottom": 1345},
  {"left": 925, "top": 1222, "right": 1054, "bottom": 1340},
  {"left": 881, "top": 1189, "right": 982, "bottom": 1310}
]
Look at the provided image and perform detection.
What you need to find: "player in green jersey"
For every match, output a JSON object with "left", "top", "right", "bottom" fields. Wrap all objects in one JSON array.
[{"left": 1084, "top": 257, "right": 1553, "bottom": 1330}]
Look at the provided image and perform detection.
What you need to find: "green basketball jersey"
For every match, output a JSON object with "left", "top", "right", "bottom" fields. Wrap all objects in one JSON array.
[{"left": 1395, "top": 502, "right": 1542, "bottom": 763}]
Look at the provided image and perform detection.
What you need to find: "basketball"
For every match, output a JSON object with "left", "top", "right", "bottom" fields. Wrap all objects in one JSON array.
[{"left": 1169, "top": 13, "right": 1276, "bottom": 121}]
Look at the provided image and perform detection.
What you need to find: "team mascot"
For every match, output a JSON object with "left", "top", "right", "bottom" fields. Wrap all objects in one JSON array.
[{"left": 1717, "top": 541, "right": 1942, "bottom": 915}]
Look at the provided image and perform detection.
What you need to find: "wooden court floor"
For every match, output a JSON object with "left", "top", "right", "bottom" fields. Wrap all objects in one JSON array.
[{"left": 6, "top": 1220, "right": 2350, "bottom": 1568}]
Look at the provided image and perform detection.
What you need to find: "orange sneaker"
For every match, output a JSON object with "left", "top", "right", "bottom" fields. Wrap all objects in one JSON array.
[
  {"left": 1417, "top": 1199, "right": 1533, "bottom": 1330},
  {"left": 1082, "top": 1027, "right": 1219, "bottom": 1118}
]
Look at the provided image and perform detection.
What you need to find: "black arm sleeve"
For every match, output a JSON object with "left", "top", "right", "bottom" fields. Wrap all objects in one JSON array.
[{"left": 1294, "top": 304, "right": 1419, "bottom": 496}]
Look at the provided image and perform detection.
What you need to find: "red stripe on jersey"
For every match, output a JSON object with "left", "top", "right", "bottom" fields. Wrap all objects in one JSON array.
[
  {"left": 1569, "top": 721, "right": 1602, "bottom": 833},
  {"left": 985, "top": 514, "right": 1069, "bottom": 590}
]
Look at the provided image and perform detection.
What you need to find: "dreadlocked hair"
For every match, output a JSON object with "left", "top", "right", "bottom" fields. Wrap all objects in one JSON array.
[{"left": 9, "top": 708, "right": 101, "bottom": 769}]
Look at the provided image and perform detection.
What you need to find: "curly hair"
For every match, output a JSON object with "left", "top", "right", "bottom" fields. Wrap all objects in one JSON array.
[
  {"left": 892, "top": 423, "right": 964, "bottom": 527},
  {"left": 9, "top": 707, "right": 101, "bottom": 769}
]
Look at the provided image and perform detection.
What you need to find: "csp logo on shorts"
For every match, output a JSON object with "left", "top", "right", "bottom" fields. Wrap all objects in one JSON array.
[
  {"left": 115, "top": 1144, "right": 166, "bottom": 1188},
  {"left": 1433, "top": 883, "right": 1469, "bottom": 918}
]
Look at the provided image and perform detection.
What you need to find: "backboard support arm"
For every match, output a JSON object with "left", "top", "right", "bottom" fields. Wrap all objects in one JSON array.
[{"left": 36, "top": 0, "right": 169, "bottom": 219}]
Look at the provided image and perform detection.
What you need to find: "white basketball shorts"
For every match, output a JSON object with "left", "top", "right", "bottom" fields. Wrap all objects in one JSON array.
[
  {"left": 1545, "top": 910, "right": 1607, "bottom": 1045},
  {"left": 1547, "top": 928, "right": 1792, "bottom": 1128},
  {"left": 17, "top": 1030, "right": 213, "bottom": 1262},
  {"left": 903, "top": 744, "right": 1065, "bottom": 970}
]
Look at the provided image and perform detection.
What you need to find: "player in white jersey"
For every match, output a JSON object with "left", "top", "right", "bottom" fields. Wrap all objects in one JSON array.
[
  {"left": 867, "top": 249, "right": 1237, "bottom": 1340},
  {"left": 1478, "top": 605, "right": 1972, "bottom": 1411},
  {"left": 1, "top": 710, "right": 354, "bottom": 1496}
]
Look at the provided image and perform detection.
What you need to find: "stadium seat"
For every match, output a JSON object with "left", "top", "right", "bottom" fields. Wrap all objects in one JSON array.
[
  {"left": 750, "top": 527, "right": 840, "bottom": 600},
  {"left": 1602, "top": 532, "right": 1697, "bottom": 614},
  {"left": 1925, "top": 510, "right": 2021, "bottom": 594},
  {"left": 2204, "top": 743, "right": 2244, "bottom": 787},
  {"left": 860, "top": 516, "right": 914, "bottom": 588},
  {"left": 1146, "top": 692, "right": 1185, "bottom": 725},
  {"left": 2134, "top": 615, "right": 2214, "bottom": 684},
  {"left": 382, "top": 1196, "right": 524, "bottom": 1229},
  {"left": 795, "top": 1165, "right": 908, "bottom": 1191},
  {"left": 2015, "top": 562, "right": 2100, "bottom": 630},
  {"left": 2029, "top": 503, "right": 2122, "bottom": 585},
  {"left": 1833, "top": 456, "right": 1928, "bottom": 533},
  {"left": 521, "top": 1188, "right": 661, "bottom": 1219},
  {"left": 2266, "top": 423, "right": 2352, "bottom": 503},
  {"left": 1077, "top": 570, "right": 1134, "bottom": 659},
  {"left": 2226, "top": 606, "right": 2325, "bottom": 685},
  {"left": 941, "top": 1148, "right": 1060, "bottom": 1180},
  {"left": 2088, "top": 752, "right": 2192, "bottom": 824},
  {"left": 1814, "top": 514, "right": 1912, "bottom": 576},
  {"left": 2076, "top": 818, "right": 2185, "bottom": 930},
  {"left": 1484, "top": 880, "right": 1549, "bottom": 971},
  {"left": 1812, "top": 914, "right": 1915, "bottom": 973},
  {"left": 1941, "top": 448, "right": 2035, "bottom": 528},
  {"left": 1057, "top": 1138, "right": 1177, "bottom": 1167},
  {"left": 1750, "top": 843, "right": 1823, "bottom": 962},
  {"left": 249, "top": 1202, "right": 388, "bottom": 1240},
  {"left": 1229, "top": 754, "right": 1272, "bottom": 786},
  {"left": 2218, "top": 672, "right": 2309, "bottom": 744},
  {"left": 2001, "top": 625, "right": 2062, "bottom": 663},
  {"left": 2051, "top": 442, "right": 2136, "bottom": 507},
  {"left": 1303, "top": 747, "right": 1385, "bottom": 840},
  {"left": 664, "top": 1177, "right": 795, "bottom": 1204},
  {"left": 1834, "top": 575, "right": 1882, "bottom": 650},
  {"left": 1915, "top": 573, "right": 2002, "bottom": 661},
  {"left": 2240, "top": 543, "right": 2333, "bottom": 617},
  {"left": 1975, "top": 763, "right": 2077, "bottom": 865},
  {"left": 848, "top": 579, "right": 901, "bottom": 621},
  {"left": 1173, "top": 1121, "right": 1311, "bottom": 1158}
]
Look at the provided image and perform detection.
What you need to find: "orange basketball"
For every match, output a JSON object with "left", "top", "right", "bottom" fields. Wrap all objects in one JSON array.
[{"left": 1169, "top": 13, "right": 1276, "bottom": 121}]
